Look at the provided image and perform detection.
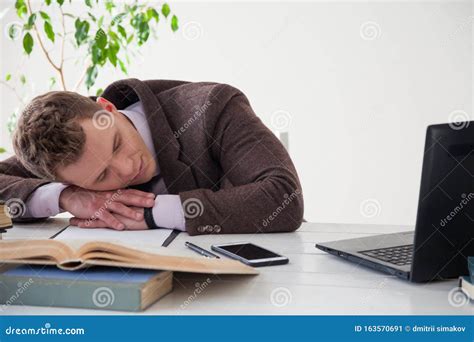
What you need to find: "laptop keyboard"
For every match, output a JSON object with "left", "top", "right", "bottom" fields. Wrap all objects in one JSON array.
[{"left": 359, "top": 244, "right": 414, "bottom": 266}]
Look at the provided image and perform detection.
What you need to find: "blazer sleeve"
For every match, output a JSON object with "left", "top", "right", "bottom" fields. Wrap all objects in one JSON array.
[
  {"left": 0, "top": 155, "right": 51, "bottom": 222},
  {"left": 178, "top": 86, "right": 304, "bottom": 235}
]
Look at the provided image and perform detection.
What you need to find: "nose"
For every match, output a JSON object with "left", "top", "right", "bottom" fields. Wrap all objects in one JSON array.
[{"left": 111, "top": 155, "right": 135, "bottom": 184}]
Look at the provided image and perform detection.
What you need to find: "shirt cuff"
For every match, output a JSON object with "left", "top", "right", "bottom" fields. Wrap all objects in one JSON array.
[
  {"left": 24, "top": 183, "right": 70, "bottom": 218},
  {"left": 152, "top": 195, "right": 186, "bottom": 231}
]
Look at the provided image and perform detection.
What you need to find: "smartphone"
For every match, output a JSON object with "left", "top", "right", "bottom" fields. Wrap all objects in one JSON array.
[{"left": 211, "top": 242, "right": 289, "bottom": 267}]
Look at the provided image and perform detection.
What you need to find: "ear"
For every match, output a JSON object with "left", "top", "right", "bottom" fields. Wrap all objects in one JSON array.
[{"left": 96, "top": 97, "right": 117, "bottom": 112}]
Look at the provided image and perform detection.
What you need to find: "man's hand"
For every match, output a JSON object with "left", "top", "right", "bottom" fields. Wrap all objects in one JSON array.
[
  {"left": 60, "top": 185, "right": 155, "bottom": 230},
  {"left": 70, "top": 207, "right": 147, "bottom": 230}
]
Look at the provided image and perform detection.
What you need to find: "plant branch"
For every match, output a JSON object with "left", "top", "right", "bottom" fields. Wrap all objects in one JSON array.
[
  {"left": 26, "top": 0, "right": 67, "bottom": 90},
  {"left": 58, "top": 6, "right": 67, "bottom": 90},
  {"left": 59, "top": 6, "right": 65, "bottom": 68},
  {"left": 73, "top": 60, "right": 91, "bottom": 92},
  {"left": 0, "top": 81, "right": 24, "bottom": 104}
]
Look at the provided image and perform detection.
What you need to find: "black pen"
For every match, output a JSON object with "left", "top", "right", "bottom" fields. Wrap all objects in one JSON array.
[{"left": 185, "top": 242, "right": 220, "bottom": 259}]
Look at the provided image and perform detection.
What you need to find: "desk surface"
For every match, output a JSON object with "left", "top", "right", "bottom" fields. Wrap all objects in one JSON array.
[{"left": 1, "top": 220, "right": 473, "bottom": 315}]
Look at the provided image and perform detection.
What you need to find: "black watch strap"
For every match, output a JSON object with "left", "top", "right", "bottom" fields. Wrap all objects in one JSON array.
[{"left": 144, "top": 207, "right": 160, "bottom": 230}]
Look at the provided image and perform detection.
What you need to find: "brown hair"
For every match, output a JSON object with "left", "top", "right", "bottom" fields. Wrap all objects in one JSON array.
[{"left": 12, "top": 91, "right": 102, "bottom": 180}]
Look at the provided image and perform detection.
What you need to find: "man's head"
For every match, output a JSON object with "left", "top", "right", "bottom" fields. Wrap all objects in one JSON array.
[{"left": 13, "top": 91, "right": 157, "bottom": 190}]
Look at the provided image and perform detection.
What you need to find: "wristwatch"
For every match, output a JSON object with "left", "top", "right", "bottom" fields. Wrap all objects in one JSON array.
[{"left": 144, "top": 207, "right": 160, "bottom": 230}]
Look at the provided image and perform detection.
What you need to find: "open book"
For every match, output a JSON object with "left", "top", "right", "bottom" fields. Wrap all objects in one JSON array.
[{"left": 0, "top": 239, "right": 258, "bottom": 275}]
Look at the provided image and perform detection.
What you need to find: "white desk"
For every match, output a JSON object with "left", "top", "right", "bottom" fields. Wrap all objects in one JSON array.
[{"left": 1, "top": 221, "right": 473, "bottom": 315}]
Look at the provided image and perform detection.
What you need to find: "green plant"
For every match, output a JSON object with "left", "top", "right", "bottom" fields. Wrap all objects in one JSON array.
[{"left": 1, "top": 0, "right": 179, "bottom": 154}]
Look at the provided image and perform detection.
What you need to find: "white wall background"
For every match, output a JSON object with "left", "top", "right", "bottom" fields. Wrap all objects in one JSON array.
[{"left": 0, "top": 0, "right": 472, "bottom": 226}]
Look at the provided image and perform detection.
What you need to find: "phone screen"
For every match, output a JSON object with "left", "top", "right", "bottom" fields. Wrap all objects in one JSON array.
[{"left": 218, "top": 243, "right": 281, "bottom": 260}]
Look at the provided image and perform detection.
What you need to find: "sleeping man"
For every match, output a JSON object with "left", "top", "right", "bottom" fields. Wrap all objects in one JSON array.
[{"left": 0, "top": 79, "right": 303, "bottom": 235}]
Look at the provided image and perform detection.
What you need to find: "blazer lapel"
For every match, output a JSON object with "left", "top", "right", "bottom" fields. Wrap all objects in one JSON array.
[{"left": 101, "top": 78, "right": 197, "bottom": 194}]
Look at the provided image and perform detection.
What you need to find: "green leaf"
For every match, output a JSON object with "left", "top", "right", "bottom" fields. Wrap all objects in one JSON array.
[
  {"left": 146, "top": 8, "right": 159, "bottom": 22},
  {"left": 91, "top": 44, "right": 107, "bottom": 65},
  {"left": 45, "top": 0, "right": 52, "bottom": 5},
  {"left": 74, "top": 19, "right": 90, "bottom": 45},
  {"left": 5, "top": 74, "right": 11, "bottom": 81},
  {"left": 126, "top": 33, "right": 134, "bottom": 44},
  {"left": 25, "top": 13, "right": 37, "bottom": 29},
  {"left": 95, "top": 28, "right": 107, "bottom": 49},
  {"left": 131, "top": 13, "right": 150, "bottom": 45},
  {"left": 161, "top": 3, "right": 170, "bottom": 18},
  {"left": 95, "top": 88, "right": 103, "bottom": 96},
  {"left": 108, "top": 30, "right": 119, "bottom": 42},
  {"left": 49, "top": 77, "right": 56, "bottom": 89},
  {"left": 85, "top": 0, "right": 92, "bottom": 8},
  {"left": 118, "top": 59, "right": 127, "bottom": 74},
  {"left": 0, "top": 147, "right": 6, "bottom": 154},
  {"left": 57, "top": 0, "right": 65, "bottom": 6},
  {"left": 85, "top": 65, "right": 98, "bottom": 89},
  {"left": 15, "top": 0, "right": 27, "bottom": 18},
  {"left": 7, "top": 23, "right": 21, "bottom": 40},
  {"left": 117, "top": 25, "right": 126, "bottom": 39},
  {"left": 105, "top": 0, "right": 115, "bottom": 13},
  {"left": 111, "top": 12, "right": 126, "bottom": 25},
  {"left": 20, "top": 75, "right": 26, "bottom": 84},
  {"left": 39, "top": 11, "right": 50, "bottom": 21},
  {"left": 44, "top": 21, "right": 55, "bottom": 42},
  {"left": 171, "top": 15, "right": 178, "bottom": 32},
  {"left": 107, "top": 47, "right": 118, "bottom": 66},
  {"left": 87, "top": 12, "right": 97, "bottom": 22},
  {"left": 23, "top": 32, "right": 33, "bottom": 55}
]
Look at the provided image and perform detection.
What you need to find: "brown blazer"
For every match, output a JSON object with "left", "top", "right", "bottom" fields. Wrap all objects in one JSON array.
[{"left": 0, "top": 79, "right": 304, "bottom": 235}]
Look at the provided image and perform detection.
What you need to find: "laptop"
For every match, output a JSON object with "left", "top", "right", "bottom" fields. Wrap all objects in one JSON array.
[{"left": 316, "top": 122, "right": 474, "bottom": 282}]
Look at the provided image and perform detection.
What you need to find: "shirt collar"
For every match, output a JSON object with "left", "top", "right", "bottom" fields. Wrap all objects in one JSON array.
[{"left": 119, "top": 101, "right": 159, "bottom": 176}]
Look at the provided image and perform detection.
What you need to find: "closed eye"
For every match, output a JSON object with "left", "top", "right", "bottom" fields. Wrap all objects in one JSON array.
[{"left": 114, "top": 134, "right": 121, "bottom": 152}]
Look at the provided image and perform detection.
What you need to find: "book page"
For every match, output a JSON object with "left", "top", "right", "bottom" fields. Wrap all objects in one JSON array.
[{"left": 54, "top": 226, "right": 175, "bottom": 254}]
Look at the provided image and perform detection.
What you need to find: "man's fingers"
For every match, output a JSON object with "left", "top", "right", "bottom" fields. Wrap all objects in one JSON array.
[
  {"left": 122, "top": 189, "right": 155, "bottom": 198},
  {"left": 97, "top": 210, "right": 125, "bottom": 230},
  {"left": 113, "top": 192, "right": 155, "bottom": 208},
  {"left": 107, "top": 201, "right": 143, "bottom": 220},
  {"left": 70, "top": 217, "right": 108, "bottom": 229}
]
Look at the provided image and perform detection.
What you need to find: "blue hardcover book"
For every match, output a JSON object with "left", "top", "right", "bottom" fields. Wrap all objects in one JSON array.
[{"left": 0, "top": 265, "right": 173, "bottom": 311}]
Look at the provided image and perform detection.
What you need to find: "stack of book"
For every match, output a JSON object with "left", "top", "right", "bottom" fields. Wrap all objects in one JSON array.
[
  {"left": 0, "top": 236, "right": 257, "bottom": 311},
  {"left": 0, "top": 203, "right": 13, "bottom": 239},
  {"left": 458, "top": 256, "right": 474, "bottom": 300}
]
